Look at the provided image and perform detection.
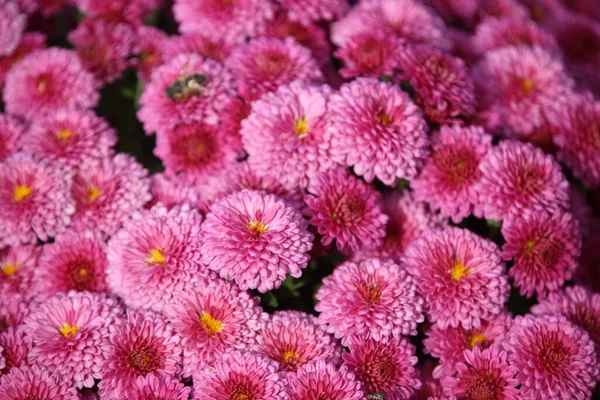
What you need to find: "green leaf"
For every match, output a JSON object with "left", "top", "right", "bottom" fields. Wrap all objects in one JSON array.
[
  {"left": 264, "top": 292, "right": 278, "bottom": 308},
  {"left": 486, "top": 219, "right": 502, "bottom": 229},
  {"left": 396, "top": 178, "right": 410, "bottom": 190},
  {"left": 379, "top": 74, "right": 393, "bottom": 82}
]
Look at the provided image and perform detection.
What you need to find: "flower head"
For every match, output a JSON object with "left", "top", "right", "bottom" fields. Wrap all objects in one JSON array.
[
  {"left": 506, "top": 314, "right": 599, "bottom": 399},
  {"left": 200, "top": 189, "right": 312, "bottom": 292},
  {"left": 0, "top": 327, "right": 31, "bottom": 374},
  {"left": 132, "top": 26, "right": 168, "bottom": 82},
  {"left": 328, "top": 78, "right": 429, "bottom": 185},
  {"left": 304, "top": 168, "right": 388, "bottom": 252},
  {"left": 164, "top": 33, "right": 231, "bottom": 62},
  {"left": 335, "top": 29, "right": 401, "bottom": 79},
  {"left": 3, "top": 48, "right": 99, "bottom": 120},
  {"left": 148, "top": 172, "right": 202, "bottom": 210},
  {"left": 287, "top": 360, "right": 364, "bottom": 399},
  {"left": 0, "top": 0, "right": 26, "bottom": 57},
  {"left": 0, "top": 244, "right": 39, "bottom": 298},
  {"left": 501, "top": 210, "right": 580, "bottom": 297},
  {"left": 343, "top": 336, "right": 421, "bottom": 399},
  {"left": 23, "top": 292, "right": 124, "bottom": 388},
  {"left": 0, "top": 365, "right": 79, "bottom": 399},
  {"left": 278, "top": 0, "right": 347, "bottom": 26},
  {"left": 402, "top": 227, "right": 510, "bottom": 329},
  {"left": 0, "top": 32, "right": 46, "bottom": 87},
  {"left": 107, "top": 204, "right": 204, "bottom": 312},
  {"left": 316, "top": 258, "right": 424, "bottom": 343},
  {"left": 476, "top": 140, "right": 569, "bottom": 221},
  {"left": 74, "top": 0, "right": 162, "bottom": 25},
  {"left": 0, "top": 153, "right": 75, "bottom": 246},
  {"left": 412, "top": 125, "right": 493, "bottom": 223},
  {"left": 128, "top": 374, "right": 191, "bottom": 400},
  {"left": 474, "top": 17, "right": 558, "bottom": 53}
]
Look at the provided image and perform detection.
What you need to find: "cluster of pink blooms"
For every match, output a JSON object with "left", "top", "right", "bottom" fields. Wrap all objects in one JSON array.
[{"left": 1, "top": 0, "right": 600, "bottom": 398}]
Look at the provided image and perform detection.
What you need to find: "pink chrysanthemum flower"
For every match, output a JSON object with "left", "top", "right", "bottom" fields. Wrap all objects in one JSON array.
[
  {"left": 477, "top": 0, "right": 530, "bottom": 20},
  {"left": 192, "top": 350, "right": 286, "bottom": 400},
  {"left": 173, "top": 0, "right": 275, "bottom": 44},
  {"left": 0, "top": 327, "right": 31, "bottom": 374},
  {"left": 315, "top": 258, "right": 424, "bottom": 343},
  {"left": 0, "top": 0, "right": 25, "bottom": 56},
  {"left": 256, "top": 311, "right": 341, "bottom": 372},
  {"left": 551, "top": 13, "right": 600, "bottom": 67},
  {"left": 3, "top": 48, "right": 99, "bottom": 120},
  {"left": 331, "top": 0, "right": 449, "bottom": 50},
  {"left": 501, "top": 210, "right": 580, "bottom": 297},
  {"left": 69, "top": 19, "right": 135, "bottom": 84},
  {"left": 397, "top": 45, "right": 477, "bottom": 125},
  {"left": 200, "top": 189, "right": 312, "bottom": 292},
  {"left": 357, "top": 191, "right": 446, "bottom": 261},
  {"left": 69, "top": 153, "right": 151, "bottom": 237},
  {"left": 132, "top": 26, "right": 168, "bottom": 82},
  {"left": 107, "top": 204, "right": 204, "bottom": 312},
  {"left": 412, "top": 360, "right": 445, "bottom": 400},
  {"left": 0, "top": 296, "right": 34, "bottom": 332},
  {"left": 138, "top": 54, "right": 236, "bottom": 135},
  {"left": 287, "top": 360, "right": 364, "bottom": 399},
  {"left": 0, "top": 365, "right": 79, "bottom": 399},
  {"left": 441, "top": 345, "right": 520, "bottom": 399},
  {"left": 22, "top": 109, "right": 117, "bottom": 168},
  {"left": 226, "top": 37, "right": 323, "bottom": 102},
  {"left": 424, "top": 312, "right": 512, "bottom": 379},
  {"left": 128, "top": 374, "right": 191, "bottom": 400},
  {"left": 532, "top": 285, "right": 600, "bottom": 349},
  {"left": 99, "top": 309, "right": 182, "bottom": 399},
  {"left": 328, "top": 78, "right": 429, "bottom": 185},
  {"left": 506, "top": 314, "right": 599, "bottom": 400},
  {"left": 412, "top": 125, "right": 493, "bottom": 223},
  {"left": 23, "top": 292, "right": 124, "bottom": 388},
  {"left": 164, "top": 33, "right": 231, "bottom": 62},
  {"left": 474, "top": 17, "right": 558, "bottom": 53},
  {"left": 423, "top": 0, "right": 479, "bottom": 26},
  {"left": 343, "top": 336, "right": 421, "bottom": 399},
  {"left": 148, "top": 172, "right": 202, "bottom": 210},
  {"left": 241, "top": 82, "right": 337, "bottom": 189},
  {"left": 304, "top": 168, "right": 388, "bottom": 252},
  {"left": 277, "top": 0, "right": 347, "bottom": 26},
  {"left": 402, "top": 227, "right": 510, "bottom": 329},
  {"left": 0, "top": 32, "right": 46, "bottom": 87},
  {"left": 476, "top": 140, "right": 569, "bottom": 221},
  {"left": 75, "top": 0, "right": 162, "bottom": 25},
  {"left": 0, "top": 244, "right": 39, "bottom": 298},
  {"left": 34, "top": 231, "right": 108, "bottom": 299},
  {"left": 335, "top": 29, "right": 401, "bottom": 79},
  {"left": 0, "top": 154, "right": 75, "bottom": 247},
  {"left": 166, "top": 277, "right": 266, "bottom": 377},
  {"left": 474, "top": 46, "right": 573, "bottom": 138},
  {"left": 155, "top": 122, "right": 237, "bottom": 184},
  {"left": 553, "top": 93, "right": 600, "bottom": 188}
]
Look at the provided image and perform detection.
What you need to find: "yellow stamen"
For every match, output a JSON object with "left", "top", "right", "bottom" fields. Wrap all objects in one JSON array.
[
  {"left": 237, "top": 396, "right": 248, "bottom": 400},
  {"left": 13, "top": 185, "right": 32, "bottom": 202},
  {"left": 294, "top": 116, "right": 310, "bottom": 138},
  {"left": 522, "top": 78, "right": 535, "bottom": 92},
  {"left": 524, "top": 240, "right": 536, "bottom": 255},
  {"left": 147, "top": 249, "right": 166, "bottom": 265},
  {"left": 379, "top": 112, "right": 393, "bottom": 127},
  {"left": 56, "top": 129, "right": 73, "bottom": 142},
  {"left": 199, "top": 311, "right": 223, "bottom": 337},
  {"left": 248, "top": 219, "right": 268, "bottom": 234},
  {"left": 282, "top": 349, "right": 300, "bottom": 364},
  {"left": 78, "top": 268, "right": 88, "bottom": 276},
  {"left": 449, "top": 260, "right": 469, "bottom": 281},
  {"left": 2, "top": 263, "right": 18, "bottom": 276},
  {"left": 87, "top": 185, "right": 101, "bottom": 201},
  {"left": 470, "top": 333, "right": 487, "bottom": 348},
  {"left": 58, "top": 322, "right": 79, "bottom": 338}
]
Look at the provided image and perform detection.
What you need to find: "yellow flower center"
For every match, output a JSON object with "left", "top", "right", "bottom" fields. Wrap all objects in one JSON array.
[
  {"left": 248, "top": 219, "right": 268, "bottom": 235},
  {"left": 522, "top": 78, "right": 535, "bottom": 92},
  {"left": 147, "top": 249, "right": 166, "bottom": 265},
  {"left": 13, "top": 185, "right": 32, "bottom": 202},
  {"left": 56, "top": 129, "right": 73, "bottom": 143},
  {"left": 2, "top": 263, "right": 18, "bottom": 276},
  {"left": 524, "top": 239, "right": 536, "bottom": 255},
  {"left": 78, "top": 268, "right": 88, "bottom": 277},
  {"left": 87, "top": 185, "right": 101, "bottom": 201},
  {"left": 378, "top": 111, "right": 393, "bottom": 127},
  {"left": 282, "top": 349, "right": 301, "bottom": 365},
  {"left": 294, "top": 116, "right": 310, "bottom": 138},
  {"left": 469, "top": 333, "right": 487, "bottom": 348},
  {"left": 199, "top": 311, "right": 223, "bottom": 337},
  {"left": 449, "top": 260, "right": 469, "bottom": 281},
  {"left": 58, "top": 322, "right": 79, "bottom": 338}
]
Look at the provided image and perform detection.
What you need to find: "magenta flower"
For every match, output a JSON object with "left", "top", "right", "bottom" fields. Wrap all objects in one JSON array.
[
  {"left": 256, "top": 311, "right": 341, "bottom": 372},
  {"left": 241, "top": 82, "right": 337, "bottom": 189},
  {"left": 0, "top": 244, "right": 39, "bottom": 298},
  {"left": 165, "top": 276, "right": 267, "bottom": 377},
  {"left": 0, "top": 32, "right": 46, "bottom": 87},
  {"left": 23, "top": 292, "right": 124, "bottom": 388},
  {"left": 402, "top": 227, "right": 510, "bottom": 329},
  {"left": 412, "top": 125, "right": 492, "bottom": 223},
  {"left": 506, "top": 314, "right": 599, "bottom": 400},
  {"left": 0, "top": 154, "right": 75, "bottom": 246},
  {"left": 335, "top": 29, "right": 401, "bottom": 79},
  {"left": 316, "top": 258, "right": 424, "bottom": 343},
  {"left": 477, "top": 0, "right": 530, "bottom": 20},
  {"left": 0, "top": 327, "right": 31, "bottom": 374},
  {"left": 343, "top": 336, "right": 421, "bottom": 399},
  {"left": 148, "top": 172, "right": 202, "bottom": 210},
  {"left": 0, "top": 0, "right": 25, "bottom": 56},
  {"left": 278, "top": 0, "right": 347, "bottom": 26},
  {"left": 3, "top": 48, "right": 99, "bottom": 120},
  {"left": 305, "top": 168, "right": 387, "bottom": 252},
  {"left": 441, "top": 345, "right": 520, "bottom": 399},
  {"left": 412, "top": 360, "right": 445, "bottom": 400},
  {"left": 138, "top": 54, "right": 236, "bottom": 135},
  {"left": 128, "top": 374, "right": 191, "bottom": 400},
  {"left": 69, "top": 153, "right": 151, "bottom": 237},
  {"left": 99, "top": 309, "right": 182, "bottom": 399},
  {"left": 200, "top": 189, "right": 312, "bottom": 292},
  {"left": 476, "top": 140, "right": 569, "bottom": 221},
  {"left": 173, "top": 0, "right": 275, "bottom": 44},
  {"left": 69, "top": 19, "right": 135, "bottom": 84},
  {"left": 474, "top": 17, "right": 558, "bottom": 53},
  {"left": 132, "top": 25, "right": 168, "bottom": 82},
  {"left": 287, "top": 360, "right": 364, "bottom": 399},
  {"left": 164, "top": 33, "right": 231, "bottom": 62},
  {"left": 107, "top": 204, "right": 204, "bottom": 312},
  {"left": 423, "top": 312, "right": 513, "bottom": 379},
  {"left": 22, "top": 109, "right": 117, "bottom": 168},
  {"left": 226, "top": 37, "right": 322, "bottom": 102},
  {"left": 34, "top": 231, "right": 108, "bottom": 299},
  {"left": 0, "top": 365, "right": 79, "bottom": 399},
  {"left": 0, "top": 296, "right": 35, "bottom": 332},
  {"left": 74, "top": 0, "right": 162, "bottom": 25},
  {"left": 328, "top": 78, "right": 429, "bottom": 185},
  {"left": 501, "top": 210, "right": 581, "bottom": 297}
]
